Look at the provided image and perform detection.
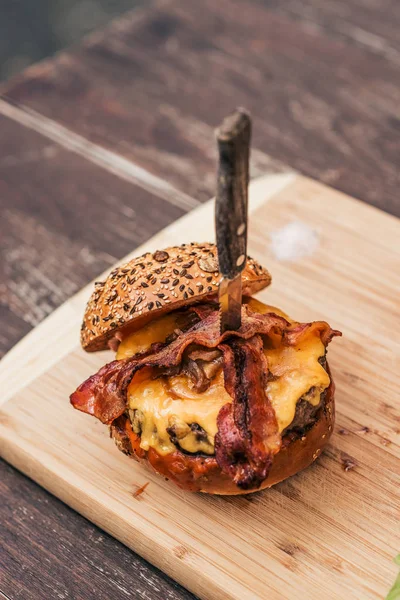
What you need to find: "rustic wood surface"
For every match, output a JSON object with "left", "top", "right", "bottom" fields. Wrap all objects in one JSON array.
[
  {"left": 0, "top": 0, "right": 399, "bottom": 599},
  {"left": 1, "top": 0, "right": 399, "bottom": 214},
  {"left": 1, "top": 460, "right": 194, "bottom": 600}
]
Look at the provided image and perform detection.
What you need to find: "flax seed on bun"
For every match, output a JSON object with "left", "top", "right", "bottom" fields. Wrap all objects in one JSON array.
[{"left": 80, "top": 242, "right": 271, "bottom": 352}]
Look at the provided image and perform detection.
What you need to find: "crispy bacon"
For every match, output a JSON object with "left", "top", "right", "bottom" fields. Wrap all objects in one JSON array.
[
  {"left": 284, "top": 321, "right": 341, "bottom": 347},
  {"left": 70, "top": 359, "right": 132, "bottom": 424},
  {"left": 215, "top": 336, "right": 281, "bottom": 489},
  {"left": 71, "top": 307, "right": 289, "bottom": 423},
  {"left": 70, "top": 305, "right": 341, "bottom": 487}
]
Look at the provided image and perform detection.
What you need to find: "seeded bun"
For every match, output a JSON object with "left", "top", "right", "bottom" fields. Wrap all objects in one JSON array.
[
  {"left": 81, "top": 242, "right": 271, "bottom": 352},
  {"left": 110, "top": 369, "right": 335, "bottom": 494}
]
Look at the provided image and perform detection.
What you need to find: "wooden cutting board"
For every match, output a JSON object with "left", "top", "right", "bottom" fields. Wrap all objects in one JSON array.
[{"left": 1, "top": 173, "right": 399, "bottom": 600}]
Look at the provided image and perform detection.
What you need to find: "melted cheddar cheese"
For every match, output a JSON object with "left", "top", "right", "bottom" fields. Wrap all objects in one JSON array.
[
  {"left": 264, "top": 330, "right": 329, "bottom": 431},
  {"left": 120, "top": 300, "right": 330, "bottom": 455},
  {"left": 116, "top": 313, "right": 178, "bottom": 359},
  {"left": 128, "top": 368, "right": 231, "bottom": 455}
]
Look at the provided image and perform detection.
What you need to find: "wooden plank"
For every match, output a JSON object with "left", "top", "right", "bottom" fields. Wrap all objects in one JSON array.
[
  {"left": 261, "top": 0, "right": 400, "bottom": 61},
  {"left": 0, "top": 99, "right": 200, "bottom": 212},
  {"left": 0, "top": 307, "right": 31, "bottom": 359},
  {"left": 0, "top": 98, "right": 284, "bottom": 208},
  {"left": 0, "top": 460, "right": 195, "bottom": 600},
  {"left": 1, "top": 174, "right": 399, "bottom": 600},
  {"left": 0, "top": 114, "right": 184, "bottom": 350},
  {"left": 1, "top": 0, "right": 399, "bottom": 215}
]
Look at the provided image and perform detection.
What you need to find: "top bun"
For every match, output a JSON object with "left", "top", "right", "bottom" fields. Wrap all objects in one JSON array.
[{"left": 81, "top": 242, "right": 271, "bottom": 351}]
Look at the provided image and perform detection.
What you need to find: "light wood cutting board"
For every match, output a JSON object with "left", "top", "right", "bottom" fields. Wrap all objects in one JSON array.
[{"left": 1, "top": 173, "right": 399, "bottom": 600}]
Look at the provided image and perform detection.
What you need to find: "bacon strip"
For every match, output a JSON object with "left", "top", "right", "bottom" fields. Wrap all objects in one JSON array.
[
  {"left": 71, "top": 307, "right": 289, "bottom": 423},
  {"left": 215, "top": 336, "right": 281, "bottom": 489},
  {"left": 284, "top": 321, "right": 341, "bottom": 347},
  {"left": 70, "top": 305, "right": 341, "bottom": 486}
]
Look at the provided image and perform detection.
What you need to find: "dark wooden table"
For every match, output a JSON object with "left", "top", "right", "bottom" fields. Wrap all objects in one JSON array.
[{"left": 1, "top": 1, "right": 399, "bottom": 598}]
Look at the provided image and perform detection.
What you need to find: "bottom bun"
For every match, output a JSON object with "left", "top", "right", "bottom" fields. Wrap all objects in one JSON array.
[{"left": 111, "top": 367, "right": 335, "bottom": 495}]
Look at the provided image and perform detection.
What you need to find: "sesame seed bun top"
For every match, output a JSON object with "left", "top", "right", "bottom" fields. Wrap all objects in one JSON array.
[{"left": 81, "top": 242, "right": 271, "bottom": 352}]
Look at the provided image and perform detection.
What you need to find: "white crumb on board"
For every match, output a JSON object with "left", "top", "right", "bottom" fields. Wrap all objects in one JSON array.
[{"left": 270, "top": 221, "right": 319, "bottom": 261}]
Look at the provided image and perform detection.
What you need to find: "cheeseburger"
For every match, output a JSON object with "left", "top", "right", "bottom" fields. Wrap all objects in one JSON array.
[{"left": 70, "top": 242, "right": 341, "bottom": 494}]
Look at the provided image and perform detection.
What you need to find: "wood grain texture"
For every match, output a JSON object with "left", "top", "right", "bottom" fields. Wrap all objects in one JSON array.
[
  {"left": 261, "top": 0, "right": 400, "bottom": 61},
  {"left": 0, "top": 460, "right": 196, "bottom": 600},
  {"left": 0, "top": 114, "right": 184, "bottom": 354},
  {"left": 1, "top": 0, "right": 399, "bottom": 215},
  {"left": 1, "top": 174, "right": 399, "bottom": 600}
]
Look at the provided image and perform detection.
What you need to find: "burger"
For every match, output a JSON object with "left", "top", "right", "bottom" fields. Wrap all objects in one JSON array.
[{"left": 70, "top": 242, "right": 341, "bottom": 494}]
